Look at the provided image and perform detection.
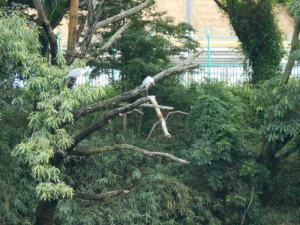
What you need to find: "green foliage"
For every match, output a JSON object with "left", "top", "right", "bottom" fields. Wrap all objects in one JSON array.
[
  {"left": 89, "top": 4, "right": 198, "bottom": 89},
  {"left": 0, "top": 3, "right": 299, "bottom": 225}
]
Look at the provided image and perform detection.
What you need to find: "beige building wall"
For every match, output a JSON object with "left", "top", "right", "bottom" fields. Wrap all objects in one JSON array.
[
  {"left": 55, "top": 0, "right": 295, "bottom": 49},
  {"left": 155, "top": 0, "right": 294, "bottom": 36}
]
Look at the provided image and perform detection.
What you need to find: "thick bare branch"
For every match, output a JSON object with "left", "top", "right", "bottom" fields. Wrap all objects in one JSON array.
[
  {"left": 148, "top": 96, "right": 171, "bottom": 138},
  {"left": 140, "top": 103, "right": 174, "bottom": 111},
  {"left": 73, "top": 53, "right": 200, "bottom": 119},
  {"left": 76, "top": 189, "right": 130, "bottom": 201},
  {"left": 147, "top": 111, "right": 188, "bottom": 140},
  {"left": 94, "top": 0, "right": 154, "bottom": 30},
  {"left": 71, "top": 144, "right": 190, "bottom": 165},
  {"left": 33, "top": 0, "right": 58, "bottom": 65},
  {"left": 96, "top": 20, "right": 132, "bottom": 54},
  {"left": 68, "top": 98, "right": 149, "bottom": 151}
]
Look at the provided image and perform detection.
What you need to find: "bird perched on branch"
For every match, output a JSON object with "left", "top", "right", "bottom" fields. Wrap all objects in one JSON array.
[{"left": 141, "top": 76, "right": 155, "bottom": 96}]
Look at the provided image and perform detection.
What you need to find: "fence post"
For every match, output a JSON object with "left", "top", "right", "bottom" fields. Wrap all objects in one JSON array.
[
  {"left": 206, "top": 29, "right": 212, "bottom": 78},
  {"left": 56, "top": 32, "right": 62, "bottom": 52}
]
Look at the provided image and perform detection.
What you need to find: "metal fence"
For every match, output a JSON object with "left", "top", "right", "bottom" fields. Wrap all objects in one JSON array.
[{"left": 76, "top": 63, "right": 300, "bottom": 87}]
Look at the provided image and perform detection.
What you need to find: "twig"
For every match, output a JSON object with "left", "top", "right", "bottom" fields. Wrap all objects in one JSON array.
[
  {"left": 146, "top": 111, "right": 188, "bottom": 141},
  {"left": 241, "top": 187, "right": 255, "bottom": 225}
]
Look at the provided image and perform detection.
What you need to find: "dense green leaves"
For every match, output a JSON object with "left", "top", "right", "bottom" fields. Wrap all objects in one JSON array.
[{"left": 0, "top": 3, "right": 299, "bottom": 225}]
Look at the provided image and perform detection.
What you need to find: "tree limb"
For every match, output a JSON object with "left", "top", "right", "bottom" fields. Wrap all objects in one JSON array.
[
  {"left": 240, "top": 187, "right": 255, "bottom": 225},
  {"left": 76, "top": 189, "right": 130, "bottom": 201},
  {"left": 69, "top": 98, "right": 149, "bottom": 151},
  {"left": 71, "top": 144, "right": 190, "bottom": 165},
  {"left": 33, "top": 0, "right": 58, "bottom": 65},
  {"left": 73, "top": 53, "right": 200, "bottom": 119},
  {"left": 79, "top": 0, "right": 105, "bottom": 57},
  {"left": 96, "top": 20, "right": 132, "bottom": 55},
  {"left": 94, "top": 0, "right": 154, "bottom": 30},
  {"left": 140, "top": 103, "right": 174, "bottom": 111},
  {"left": 147, "top": 111, "right": 188, "bottom": 140},
  {"left": 148, "top": 96, "right": 171, "bottom": 138}
]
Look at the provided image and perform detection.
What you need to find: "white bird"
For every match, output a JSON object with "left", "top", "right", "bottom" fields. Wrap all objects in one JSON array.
[
  {"left": 67, "top": 66, "right": 95, "bottom": 87},
  {"left": 141, "top": 76, "right": 155, "bottom": 96}
]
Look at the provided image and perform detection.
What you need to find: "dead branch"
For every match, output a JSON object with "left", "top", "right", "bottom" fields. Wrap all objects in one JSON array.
[
  {"left": 140, "top": 103, "right": 174, "bottom": 111},
  {"left": 79, "top": 0, "right": 152, "bottom": 57},
  {"left": 79, "top": 0, "right": 105, "bottom": 57},
  {"left": 146, "top": 111, "right": 188, "bottom": 141},
  {"left": 94, "top": 0, "right": 154, "bottom": 30},
  {"left": 148, "top": 96, "right": 171, "bottom": 138},
  {"left": 68, "top": 98, "right": 149, "bottom": 151},
  {"left": 76, "top": 189, "right": 130, "bottom": 202},
  {"left": 96, "top": 20, "right": 132, "bottom": 54},
  {"left": 73, "top": 52, "right": 200, "bottom": 119},
  {"left": 71, "top": 144, "right": 190, "bottom": 165},
  {"left": 240, "top": 187, "right": 255, "bottom": 225}
]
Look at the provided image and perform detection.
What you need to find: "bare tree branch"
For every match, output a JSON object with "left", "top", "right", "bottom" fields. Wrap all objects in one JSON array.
[
  {"left": 33, "top": 0, "right": 58, "bottom": 65},
  {"left": 94, "top": 0, "right": 154, "bottom": 30},
  {"left": 73, "top": 53, "right": 200, "bottom": 119},
  {"left": 240, "top": 187, "right": 255, "bottom": 225},
  {"left": 71, "top": 144, "right": 190, "bottom": 165},
  {"left": 79, "top": 0, "right": 105, "bottom": 57},
  {"left": 147, "top": 111, "right": 188, "bottom": 140},
  {"left": 76, "top": 189, "right": 130, "bottom": 201},
  {"left": 96, "top": 20, "right": 132, "bottom": 54},
  {"left": 148, "top": 96, "right": 171, "bottom": 138},
  {"left": 68, "top": 97, "right": 149, "bottom": 151},
  {"left": 140, "top": 104, "right": 174, "bottom": 111}
]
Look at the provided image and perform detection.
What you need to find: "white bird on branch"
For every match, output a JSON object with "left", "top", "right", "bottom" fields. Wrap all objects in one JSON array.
[{"left": 141, "top": 76, "right": 155, "bottom": 96}]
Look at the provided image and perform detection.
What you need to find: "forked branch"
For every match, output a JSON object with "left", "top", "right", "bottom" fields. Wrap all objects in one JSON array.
[
  {"left": 73, "top": 52, "right": 200, "bottom": 119},
  {"left": 147, "top": 111, "right": 188, "bottom": 140},
  {"left": 94, "top": 0, "right": 154, "bottom": 30},
  {"left": 148, "top": 96, "right": 171, "bottom": 138}
]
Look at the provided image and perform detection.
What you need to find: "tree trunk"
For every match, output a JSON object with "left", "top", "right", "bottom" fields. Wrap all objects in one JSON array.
[
  {"left": 66, "top": 0, "right": 79, "bottom": 60},
  {"left": 284, "top": 19, "right": 300, "bottom": 84},
  {"left": 35, "top": 200, "right": 58, "bottom": 225}
]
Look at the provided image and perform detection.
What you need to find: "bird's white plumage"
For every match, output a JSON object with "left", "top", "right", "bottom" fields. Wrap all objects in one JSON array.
[
  {"left": 142, "top": 76, "right": 155, "bottom": 88},
  {"left": 141, "top": 76, "right": 155, "bottom": 96},
  {"left": 67, "top": 66, "right": 94, "bottom": 78}
]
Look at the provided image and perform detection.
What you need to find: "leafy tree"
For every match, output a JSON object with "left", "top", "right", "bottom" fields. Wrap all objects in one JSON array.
[
  {"left": 213, "top": 0, "right": 284, "bottom": 84},
  {"left": 0, "top": 2, "right": 199, "bottom": 224}
]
